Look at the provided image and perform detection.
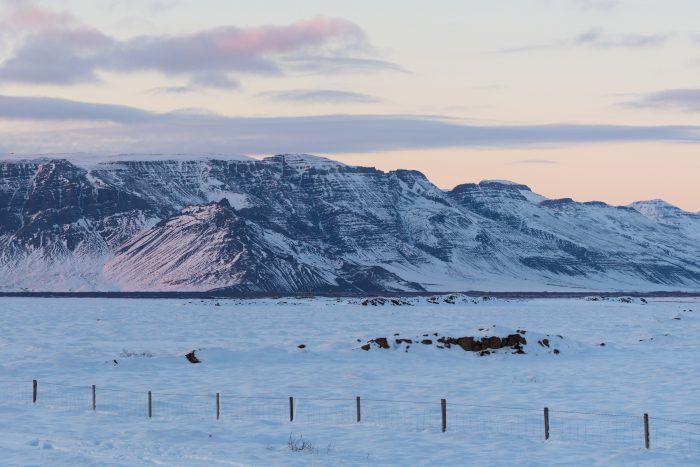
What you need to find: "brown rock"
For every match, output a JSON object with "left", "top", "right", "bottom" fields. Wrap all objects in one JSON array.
[
  {"left": 373, "top": 337, "right": 390, "bottom": 349},
  {"left": 506, "top": 334, "right": 526, "bottom": 347},
  {"left": 456, "top": 336, "right": 476, "bottom": 351},
  {"left": 185, "top": 351, "right": 200, "bottom": 364},
  {"left": 482, "top": 336, "right": 503, "bottom": 350}
]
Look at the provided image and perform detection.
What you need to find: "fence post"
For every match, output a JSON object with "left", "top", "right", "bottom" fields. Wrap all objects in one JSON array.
[
  {"left": 216, "top": 392, "right": 220, "bottom": 420},
  {"left": 356, "top": 396, "right": 361, "bottom": 423},
  {"left": 92, "top": 385, "right": 96, "bottom": 411},
  {"left": 289, "top": 397, "right": 294, "bottom": 422},
  {"left": 441, "top": 399, "right": 447, "bottom": 432},
  {"left": 544, "top": 407, "right": 550, "bottom": 440},
  {"left": 32, "top": 380, "right": 37, "bottom": 403},
  {"left": 644, "top": 413, "right": 650, "bottom": 449},
  {"left": 148, "top": 391, "right": 152, "bottom": 418}
]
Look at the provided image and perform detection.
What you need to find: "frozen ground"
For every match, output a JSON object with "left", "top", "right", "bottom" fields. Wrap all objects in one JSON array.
[{"left": 0, "top": 295, "right": 699, "bottom": 466}]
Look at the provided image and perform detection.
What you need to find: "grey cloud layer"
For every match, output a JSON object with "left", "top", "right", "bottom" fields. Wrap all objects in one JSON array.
[
  {"left": 0, "top": 95, "right": 154, "bottom": 122},
  {"left": 1, "top": 95, "right": 699, "bottom": 155},
  {"left": 258, "top": 89, "right": 381, "bottom": 104},
  {"left": 0, "top": 8, "right": 397, "bottom": 87},
  {"left": 625, "top": 89, "right": 700, "bottom": 112},
  {"left": 498, "top": 27, "right": 669, "bottom": 53}
]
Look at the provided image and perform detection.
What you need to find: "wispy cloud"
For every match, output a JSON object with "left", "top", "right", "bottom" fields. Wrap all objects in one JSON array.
[
  {"left": 2, "top": 95, "right": 700, "bottom": 155},
  {"left": 0, "top": 4, "right": 401, "bottom": 87},
  {"left": 258, "top": 89, "right": 380, "bottom": 104},
  {"left": 497, "top": 27, "right": 670, "bottom": 53},
  {"left": 281, "top": 56, "right": 408, "bottom": 74},
  {"left": 572, "top": 28, "right": 669, "bottom": 48},
  {"left": 149, "top": 73, "right": 242, "bottom": 94},
  {"left": 0, "top": 94, "right": 155, "bottom": 122},
  {"left": 623, "top": 89, "right": 700, "bottom": 112}
]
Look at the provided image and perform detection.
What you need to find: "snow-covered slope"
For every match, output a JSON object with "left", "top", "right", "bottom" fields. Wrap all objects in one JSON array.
[
  {"left": 630, "top": 199, "right": 700, "bottom": 240},
  {"left": 1, "top": 155, "right": 699, "bottom": 292},
  {"left": 105, "top": 199, "right": 420, "bottom": 292},
  {"left": 449, "top": 181, "right": 700, "bottom": 288}
]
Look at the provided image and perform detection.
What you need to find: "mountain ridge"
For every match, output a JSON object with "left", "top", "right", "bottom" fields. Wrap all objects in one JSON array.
[{"left": 1, "top": 154, "right": 699, "bottom": 292}]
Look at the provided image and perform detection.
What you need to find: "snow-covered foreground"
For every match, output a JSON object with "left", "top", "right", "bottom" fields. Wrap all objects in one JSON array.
[{"left": 1, "top": 295, "right": 699, "bottom": 466}]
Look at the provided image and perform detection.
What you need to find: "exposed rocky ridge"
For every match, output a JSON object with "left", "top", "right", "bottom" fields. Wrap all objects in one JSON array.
[
  {"left": 1, "top": 154, "right": 699, "bottom": 292},
  {"left": 358, "top": 328, "right": 565, "bottom": 356}
]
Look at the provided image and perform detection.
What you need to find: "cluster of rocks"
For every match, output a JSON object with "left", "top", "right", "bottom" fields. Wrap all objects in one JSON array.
[
  {"left": 427, "top": 295, "right": 455, "bottom": 304},
  {"left": 585, "top": 296, "right": 647, "bottom": 304},
  {"left": 360, "top": 297, "right": 414, "bottom": 306},
  {"left": 426, "top": 294, "right": 495, "bottom": 305},
  {"left": 359, "top": 329, "right": 533, "bottom": 356},
  {"left": 361, "top": 337, "right": 391, "bottom": 349},
  {"left": 536, "top": 338, "right": 561, "bottom": 354},
  {"left": 356, "top": 294, "right": 497, "bottom": 306},
  {"left": 119, "top": 349, "right": 154, "bottom": 358},
  {"left": 435, "top": 332, "right": 527, "bottom": 355}
]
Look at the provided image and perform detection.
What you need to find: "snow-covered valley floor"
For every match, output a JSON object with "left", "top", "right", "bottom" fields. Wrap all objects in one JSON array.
[{"left": 1, "top": 295, "right": 699, "bottom": 466}]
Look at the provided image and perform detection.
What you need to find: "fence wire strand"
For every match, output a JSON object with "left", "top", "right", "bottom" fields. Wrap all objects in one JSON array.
[{"left": 0, "top": 378, "right": 698, "bottom": 451}]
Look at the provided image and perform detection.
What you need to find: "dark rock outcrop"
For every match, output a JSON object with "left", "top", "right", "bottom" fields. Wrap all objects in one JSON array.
[
  {"left": 362, "top": 331, "right": 528, "bottom": 355},
  {"left": 185, "top": 350, "right": 200, "bottom": 364}
]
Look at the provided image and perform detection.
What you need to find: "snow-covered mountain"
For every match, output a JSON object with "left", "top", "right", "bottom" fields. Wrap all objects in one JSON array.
[
  {"left": 1, "top": 154, "right": 699, "bottom": 292},
  {"left": 629, "top": 199, "right": 700, "bottom": 241}
]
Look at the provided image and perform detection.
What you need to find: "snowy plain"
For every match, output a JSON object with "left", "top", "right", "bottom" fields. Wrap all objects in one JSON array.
[{"left": 1, "top": 295, "right": 699, "bottom": 466}]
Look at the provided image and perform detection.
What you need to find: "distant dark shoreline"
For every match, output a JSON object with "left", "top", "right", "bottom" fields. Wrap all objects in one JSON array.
[{"left": 0, "top": 291, "right": 698, "bottom": 299}]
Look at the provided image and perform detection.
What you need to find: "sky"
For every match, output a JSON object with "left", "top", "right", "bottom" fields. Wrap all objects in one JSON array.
[{"left": 0, "top": 0, "right": 698, "bottom": 211}]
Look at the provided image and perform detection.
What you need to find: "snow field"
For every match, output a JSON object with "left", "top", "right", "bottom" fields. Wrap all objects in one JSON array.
[{"left": 0, "top": 296, "right": 699, "bottom": 465}]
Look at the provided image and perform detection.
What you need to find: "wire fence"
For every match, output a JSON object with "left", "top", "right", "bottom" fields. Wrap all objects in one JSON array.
[{"left": 0, "top": 378, "right": 698, "bottom": 452}]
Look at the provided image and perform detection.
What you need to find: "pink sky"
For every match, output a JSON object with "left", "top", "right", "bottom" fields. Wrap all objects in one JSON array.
[{"left": 0, "top": 0, "right": 699, "bottom": 211}]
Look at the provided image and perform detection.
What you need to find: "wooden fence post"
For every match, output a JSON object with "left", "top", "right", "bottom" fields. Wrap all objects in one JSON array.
[
  {"left": 32, "top": 380, "right": 37, "bottom": 403},
  {"left": 644, "top": 413, "right": 650, "bottom": 449},
  {"left": 92, "top": 385, "right": 96, "bottom": 411},
  {"left": 544, "top": 407, "right": 550, "bottom": 440},
  {"left": 441, "top": 399, "right": 447, "bottom": 432},
  {"left": 216, "top": 392, "right": 220, "bottom": 420},
  {"left": 289, "top": 397, "right": 294, "bottom": 422},
  {"left": 356, "top": 396, "right": 361, "bottom": 423},
  {"left": 148, "top": 391, "right": 152, "bottom": 418}
]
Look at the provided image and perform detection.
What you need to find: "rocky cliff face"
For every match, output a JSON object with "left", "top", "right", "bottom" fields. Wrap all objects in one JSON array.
[{"left": 1, "top": 154, "right": 699, "bottom": 292}]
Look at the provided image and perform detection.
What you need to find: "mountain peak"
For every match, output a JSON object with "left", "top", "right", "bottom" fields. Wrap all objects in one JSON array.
[
  {"left": 479, "top": 179, "right": 533, "bottom": 191},
  {"left": 630, "top": 198, "right": 699, "bottom": 221},
  {"left": 481, "top": 179, "right": 522, "bottom": 186},
  {"left": 631, "top": 199, "right": 677, "bottom": 209},
  {"left": 263, "top": 153, "right": 346, "bottom": 171}
]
